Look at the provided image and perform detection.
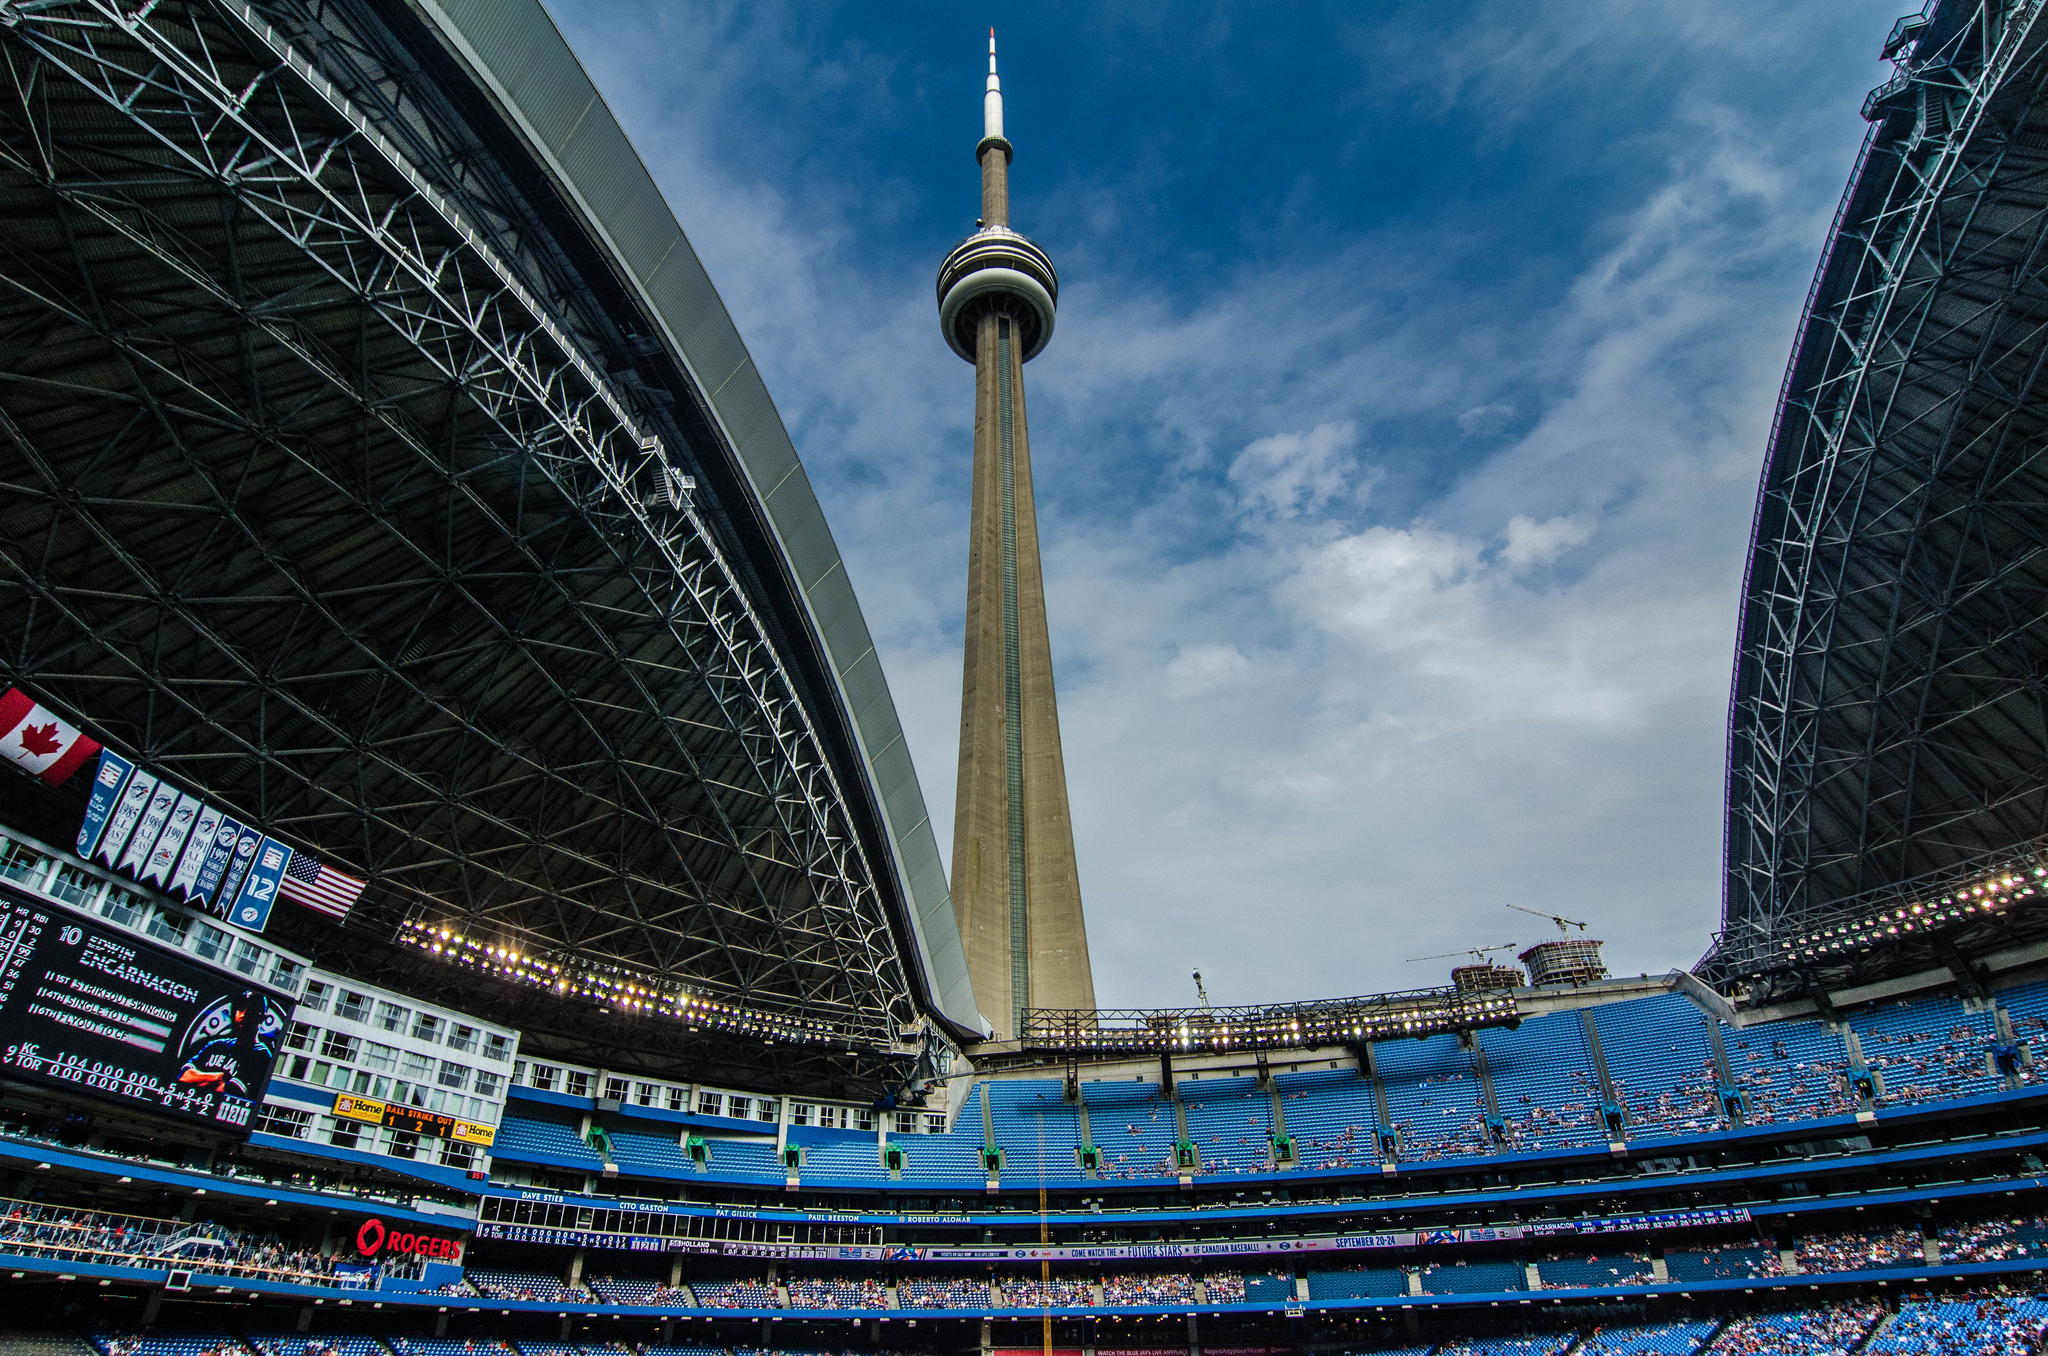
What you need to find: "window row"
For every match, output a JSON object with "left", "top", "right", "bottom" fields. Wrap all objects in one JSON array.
[
  {"left": 256, "top": 1105, "right": 482, "bottom": 1171},
  {"left": 283, "top": 1023, "right": 506, "bottom": 1101},
  {"left": 298, "top": 980, "right": 514, "bottom": 1062},
  {"left": 274, "top": 1053, "right": 498, "bottom": 1125},
  {"left": 509, "top": 1058, "right": 949, "bottom": 1136}
]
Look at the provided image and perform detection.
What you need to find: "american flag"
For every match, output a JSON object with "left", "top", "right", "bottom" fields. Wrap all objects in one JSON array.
[{"left": 278, "top": 849, "right": 365, "bottom": 920}]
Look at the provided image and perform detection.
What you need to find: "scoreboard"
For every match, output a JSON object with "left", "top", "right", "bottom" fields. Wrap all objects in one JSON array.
[
  {"left": 0, "top": 890, "right": 291, "bottom": 1132},
  {"left": 334, "top": 1092, "right": 495, "bottom": 1145}
]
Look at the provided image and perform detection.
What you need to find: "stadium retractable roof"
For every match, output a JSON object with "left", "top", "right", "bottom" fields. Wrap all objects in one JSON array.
[
  {"left": 1720, "top": 0, "right": 2048, "bottom": 989},
  {"left": 0, "top": 0, "right": 978, "bottom": 1090}
]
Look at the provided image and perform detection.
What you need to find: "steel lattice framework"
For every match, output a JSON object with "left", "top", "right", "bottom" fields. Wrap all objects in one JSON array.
[
  {"left": 1720, "top": 0, "right": 2048, "bottom": 984},
  {"left": 0, "top": 0, "right": 946, "bottom": 1087}
]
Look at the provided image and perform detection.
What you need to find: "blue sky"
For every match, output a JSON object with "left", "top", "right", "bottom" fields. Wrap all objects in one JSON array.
[{"left": 546, "top": 0, "right": 1902, "bottom": 1009}]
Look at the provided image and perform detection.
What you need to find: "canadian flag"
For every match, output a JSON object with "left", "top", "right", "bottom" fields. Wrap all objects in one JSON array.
[{"left": 0, "top": 688, "right": 103, "bottom": 786}]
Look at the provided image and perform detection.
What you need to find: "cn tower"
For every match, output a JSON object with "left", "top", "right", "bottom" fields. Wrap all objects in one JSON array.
[{"left": 937, "top": 33, "right": 1096, "bottom": 1036}]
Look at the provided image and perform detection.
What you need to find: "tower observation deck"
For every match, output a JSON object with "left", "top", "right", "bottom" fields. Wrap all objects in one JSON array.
[{"left": 937, "top": 35, "right": 1095, "bottom": 1036}]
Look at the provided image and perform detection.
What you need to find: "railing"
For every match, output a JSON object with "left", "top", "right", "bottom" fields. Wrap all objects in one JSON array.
[{"left": 1017, "top": 986, "right": 1519, "bottom": 1055}]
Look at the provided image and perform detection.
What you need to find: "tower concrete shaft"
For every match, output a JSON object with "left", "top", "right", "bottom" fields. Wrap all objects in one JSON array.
[{"left": 936, "top": 34, "right": 1095, "bottom": 1036}]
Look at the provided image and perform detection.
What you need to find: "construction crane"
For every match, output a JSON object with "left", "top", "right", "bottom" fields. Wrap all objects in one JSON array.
[
  {"left": 1405, "top": 944, "right": 1519, "bottom": 965},
  {"left": 1507, "top": 903, "right": 1589, "bottom": 935},
  {"left": 1191, "top": 969, "right": 1212, "bottom": 1008}
]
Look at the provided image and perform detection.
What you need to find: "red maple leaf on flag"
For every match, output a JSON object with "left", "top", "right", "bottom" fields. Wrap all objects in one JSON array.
[{"left": 16, "top": 723, "right": 61, "bottom": 757}]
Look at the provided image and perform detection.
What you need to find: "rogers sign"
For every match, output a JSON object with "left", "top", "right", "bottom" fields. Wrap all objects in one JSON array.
[{"left": 354, "top": 1217, "right": 465, "bottom": 1262}]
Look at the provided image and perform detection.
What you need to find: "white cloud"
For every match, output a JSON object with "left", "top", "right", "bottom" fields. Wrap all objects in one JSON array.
[
  {"left": 1226, "top": 422, "right": 1365, "bottom": 521},
  {"left": 1500, "top": 514, "right": 1592, "bottom": 572}
]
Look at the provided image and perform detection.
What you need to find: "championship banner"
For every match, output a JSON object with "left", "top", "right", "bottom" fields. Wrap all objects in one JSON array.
[
  {"left": 68, "top": 751, "right": 277, "bottom": 934},
  {"left": 75, "top": 750, "right": 134, "bottom": 860}
]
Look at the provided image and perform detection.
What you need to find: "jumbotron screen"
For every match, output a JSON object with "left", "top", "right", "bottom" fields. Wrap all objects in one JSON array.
[{"left": 0, "top": 891, "right": 291, "bottom": 1133}]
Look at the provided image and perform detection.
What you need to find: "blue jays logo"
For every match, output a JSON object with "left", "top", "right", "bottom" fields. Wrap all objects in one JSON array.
[{"left": 175, "top": 991, "right": 285, "bottom": 1096}]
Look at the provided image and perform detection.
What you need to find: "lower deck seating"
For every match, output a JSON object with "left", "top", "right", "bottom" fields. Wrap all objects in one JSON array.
[
  {"left": 1795, "top": 1227, "right": 1923, "bottom": 1272},
  {"left": 1700, "top": 1303, "right": 1884, "bottom": 1355},
  {"left": 1865, "top": 1295, "right": 2048, "bottom": 1353},
  {"left": 690, "top": 1280, "right": 777, "bottom": 1308},
  {"left": 1576, "top": 1321, "right": 1717, "bottom": 1355},
  {"left": 896, "top": 1277, "right": 991, "bottom": 1309},
  {"left": 1436, "top": 1336, "right": 1574, "bottom": 1356}
]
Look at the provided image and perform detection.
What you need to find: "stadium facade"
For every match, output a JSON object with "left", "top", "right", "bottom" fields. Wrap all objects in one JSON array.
[{"left": 0, "top": 2, "right": 2046, "bottom": 1356}]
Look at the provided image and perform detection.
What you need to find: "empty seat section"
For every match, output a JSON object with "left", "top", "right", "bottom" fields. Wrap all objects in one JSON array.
[
  {"left": 1592, "top": 992, "right": 1723, "bottom": 1140},
  {"left": 490, "top": 1114, "right": 603, "bottom": 1168},
  {"left": 1273, "top": 1066, "right": 1378, "bottom": 1170},
  {"left": 1081, "top": 1078, "right": 1179, "bottom": 1179},
  {"left": 1304, "top": 1266, "right": 1405, "bottom": 1299},
  {"left": 1179, "top": 1076, "right": 1273, "bottom": 1173},
  {"left": 984, "top": 1079, "right": 1084, "bottom": 1181},
  {"left": 1377, "top": 1033, "right": 1489, "bottom": 1161},
  {"left": 1534, "top": 1254, "right": 1652, "bottom": 1288},
  {"left": 1663, "top": 1246, "right": 1778, "bottom": 1280},
  {"left": 796, "top": 1134, "right": 891, "bottom": 1186},
  {"left": 603, "top": 1128, "right": 690, "bottom": 1178},
  {"left": 698, "top": 1138, "right": 785, "bottom": 1182},
  {"left": 1243, "top": 1271, "right": 1293, "bottom": 1302},
  {"left": 1850, "top": 993, "right": 2002, "bottom": 1104},
  {"left": 1722, "top": 1016, "right": 1852, "bottom": 1123},
  {"left": 1481, "top": 1012, "right": 1604, "bottom": 1152},
  {"left": 1420, "top": 1260, "right": 1525, "bottom": 1294}
]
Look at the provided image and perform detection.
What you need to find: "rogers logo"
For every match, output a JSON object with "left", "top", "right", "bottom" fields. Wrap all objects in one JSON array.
[{"left": 353, "top": 1217, "right": 462, "bottom": 1261}]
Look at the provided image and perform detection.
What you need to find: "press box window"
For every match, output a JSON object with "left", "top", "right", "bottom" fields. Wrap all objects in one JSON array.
[
  {"left": 334, "top": 990, "right": 370, "bottom": 1022},
  {"left": 484, "top": 1034, "right": 513, "bottom": 1063},
  {"left": 375, "top": 1001, "right": 408, "bottom": 1033},
  {"left": 319, "top": 1032, "right": 358, "bottom": 1062},
  {"left": 564, "top": 1070, "right": 592, "bottom": 1097},
  {"left": 411, "top": 1013, "right": 441, "bottom": 1043}
]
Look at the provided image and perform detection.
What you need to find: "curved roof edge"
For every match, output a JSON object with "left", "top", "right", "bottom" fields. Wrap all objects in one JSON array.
[{"left": 401, "top": 0, "right": 983, "bottom": 1039}]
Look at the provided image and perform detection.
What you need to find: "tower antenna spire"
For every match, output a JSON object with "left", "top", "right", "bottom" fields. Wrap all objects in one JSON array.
[{"left": 984, "top": 28, "right": 1004, "bottom": 143}]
